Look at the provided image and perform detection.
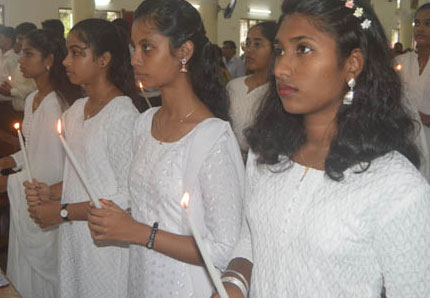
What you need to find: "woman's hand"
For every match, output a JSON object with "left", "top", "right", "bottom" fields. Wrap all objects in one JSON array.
[
  {"left": 0, "top": 81, "right": 12, "bottom": 96},
  {"left": 88, "top": 200, "right": 137, "bottom": 243},
  {"left": 24, "top": 179, "right": 50, "bottom": 208},
  {"left": 211, "top": 283, "right": 245, "bottom": 298},
  {"left": 28, "top": 200, "right": 62, "bottom": 228},
  {"left": 419, "top": 112, "right": 430, "bottom": 127}
]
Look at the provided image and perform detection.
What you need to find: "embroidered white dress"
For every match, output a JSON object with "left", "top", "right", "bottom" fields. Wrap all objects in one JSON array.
[
  {"left": 128, "top": 108, "right": 245, "bottom": 298},
  {"left": 233, "top": 151, "right": 430, "bottom": 298},
  {"left": 59, "top": 96, "right": 138, "bottom": 298},
  {"left": 397, "top": 51, "right": 430, "bottom": 181},
  {"left": 7, "top": 91, "right": 64, "bottom": 298},
  {"left": 227, "top": 75, "right": 269, "bottom": 154}
]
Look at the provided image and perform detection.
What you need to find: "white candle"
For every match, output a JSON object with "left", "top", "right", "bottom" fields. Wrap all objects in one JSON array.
[
  {"left": 181, "top": 192, "right": 228, "bottom": 298},
  {"left": 56, "top": 119, "right": 101, "bottom": 208},
  {"left": 13, "top": 123, "right": 32, "bottom": 182},
  {"left": 138, "top": 81, "right": 152, "bottom": 108}
]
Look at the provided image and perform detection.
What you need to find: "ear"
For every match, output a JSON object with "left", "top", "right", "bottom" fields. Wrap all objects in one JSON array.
[
  {"left": 97, "top": 51, "right": 112, "bottom": 69},
  {"left": 176, "top": 40, "right": 194, "bottom": 62},
  {"left": 344, "top": 48, "right": 364, "bottom": 82},
  {"left": 45, "top": 53, "right": 54, "bottom": 69}
]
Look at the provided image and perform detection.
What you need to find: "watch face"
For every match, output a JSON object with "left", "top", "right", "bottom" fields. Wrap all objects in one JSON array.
[{"left": 60, "top": 209, "right": 68, "bottom": 218}]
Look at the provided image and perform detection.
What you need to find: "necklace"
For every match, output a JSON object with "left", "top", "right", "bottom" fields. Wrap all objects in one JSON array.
[
  {"left": 297, "top": 150, "right": 325, "bottom": 182},
  {"left": 155, "top": 107, "right": 199, "bottom": 144}
]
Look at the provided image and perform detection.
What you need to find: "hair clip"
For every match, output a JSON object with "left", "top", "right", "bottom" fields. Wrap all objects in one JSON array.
[
  {"left": 345, "top": 0, "right": 354, "bottom": 9},
  {"left": 353, "top": 7, "right": 364, "bottom": 18},
  {"left": 361, "top": 19, "right": 372, "bottom": 30}
]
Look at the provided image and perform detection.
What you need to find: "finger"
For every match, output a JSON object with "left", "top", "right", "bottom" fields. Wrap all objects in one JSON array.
[{"left": 88, "top": 222, "right": 107, "bottom": 234}]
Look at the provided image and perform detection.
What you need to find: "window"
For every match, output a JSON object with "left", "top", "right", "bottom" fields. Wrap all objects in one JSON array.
[
  {"left": 59, "top": 8, "right": 121, "bottom": 37},
  {"left": 0, "top": 5, "right": 4, "bottom": 25}
]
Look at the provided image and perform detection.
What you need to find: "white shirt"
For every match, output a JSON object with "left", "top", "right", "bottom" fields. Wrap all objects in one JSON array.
[
  {"left": 233, "top": 151, "right": 430, "bottom": 297},
  {"left": 228, "top": 75, "right": 269, "bottom": 153},
  {"left": 59, "top": 96, "right": 138, "bottom": 298},
  {"left": 0, "top": 49, "right": 18, "bottom": 82},
  {"left": 128, "top": 108, "right": 245, "bottom": 297},
  {"left": 223, "top": 56, "right": 246, "bottom": 79},
  {"left": 7, "top": 91, "right": 65, "bottom": 298}
]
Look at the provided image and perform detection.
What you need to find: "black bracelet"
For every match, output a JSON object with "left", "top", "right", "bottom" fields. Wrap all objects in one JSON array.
[{"left": 146, "top": 222, "right": 159, "bottom": 249}]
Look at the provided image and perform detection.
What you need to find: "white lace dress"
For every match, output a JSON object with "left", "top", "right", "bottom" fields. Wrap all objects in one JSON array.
[
  {"left": 128, "top": 108, "right": 245, "bottom": 298},
  {"left": 7, "top": 91, "right": 64, "bottom": 298},
  {"left": 233, "top": 151, "right": 430, "bottom": 297},
  {"left": 59, "top": 96, "right": 138, "bottom": 298}
]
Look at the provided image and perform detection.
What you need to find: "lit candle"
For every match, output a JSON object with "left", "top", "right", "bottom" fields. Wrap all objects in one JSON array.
[
  {"left": 181, "top": 192, "right": 228, "bottom": 298},
  {"left": 7, "top": 76, "right": 12, "bottom": 83},
  {"left": 56, "top": 119, "right": 101, "bottom": 208},
  {"left": 395, "top": 64, "right": 402, "bottom": 72},
  {"left": 13, "top": 123, "right": 32, "bottom": 182},
  {"left": 138, "top": 81, "right": 152, "bottom": 108}
]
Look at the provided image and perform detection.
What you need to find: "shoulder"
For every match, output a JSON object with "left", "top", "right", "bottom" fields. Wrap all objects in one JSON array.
[
  {"left": 133, "top": 107, "right": 159, "bottom": 136},
  {"left": 24, "top": 90, "right": 37, "bottom": 106},
  {"left": 63, "top": 97, "right": 87, "bottom": 118},
  {"left": 396, "top": 51, "right": 415, "bottom": 64},
  {"left": 227, "top": 76, "right": 248, "bottom": 91},
  {"left": 107, "top": 96, "right": 139, "bottom": 117}
]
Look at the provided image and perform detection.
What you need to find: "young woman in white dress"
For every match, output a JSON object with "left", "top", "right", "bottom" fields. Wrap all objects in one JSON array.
[
  {"left": 0, "top": 29, "right": 83, "bottom": 298},
  {"left": 25, "top": 19, "right": 140, "bottom": 298},
  {"left": 87, "top": 0, "right": 245, "bottom": 297},
  {"left": 215, "top": 0, "right": 430, "bottom": 297},
  {"left": 228, "top": 21, "right": 277, "bottom": 158}
]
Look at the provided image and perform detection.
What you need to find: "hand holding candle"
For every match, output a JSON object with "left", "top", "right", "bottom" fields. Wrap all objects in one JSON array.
[
  {"left": 13, "top": 122, "right": 33, "bottom": 182},
  {"left": 56, "top": 119, "right": 101, "bottom": 208},
  {"left": 181, "top": 192, "right": 228, "bottom": 298}
]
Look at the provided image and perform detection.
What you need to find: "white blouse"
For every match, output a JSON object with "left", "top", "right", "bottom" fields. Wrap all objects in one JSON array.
[
  {"left": 128, "top": 108, "right": 245, "bottom": 298},
  {"left": 233, "top": 150, "right": 430, "bottom": 297},
  {"left": 59, "top": 96, "right": 138, "bottom": 298}
]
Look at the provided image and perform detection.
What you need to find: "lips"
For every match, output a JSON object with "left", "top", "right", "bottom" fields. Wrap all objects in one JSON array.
[
  {"left": 277, "top": 83, "right": 298, "bottom": 97},
  {"left": 134, "top": 72, "right": 147, "bottom": 81}
]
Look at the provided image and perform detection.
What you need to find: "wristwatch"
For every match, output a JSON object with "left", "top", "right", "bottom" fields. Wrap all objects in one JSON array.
[{"left": 60, "top": 204, "right": 69, "bottom": 221}]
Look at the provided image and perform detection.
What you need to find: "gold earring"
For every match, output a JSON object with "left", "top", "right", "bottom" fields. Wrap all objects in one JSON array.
[{"left": 180, "top": 58, "right": 187, "bottom": 73}]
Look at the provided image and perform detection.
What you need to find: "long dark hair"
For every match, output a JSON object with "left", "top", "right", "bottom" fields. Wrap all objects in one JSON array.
[
  {"left": 24, "top": 29, "right": 83, "bottom": 108},
  {"left": 246, "top": 0, "right": 420, "bottom": 181},
  {"left": 70, "top": 19, "right": 143, "bottom": 111},
  {"left": 134, "top": 0, "right": 229, "bottom": 120}
]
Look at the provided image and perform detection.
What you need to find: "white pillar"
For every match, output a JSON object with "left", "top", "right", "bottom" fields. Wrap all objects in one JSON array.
[
  {"left": 399, "top": 0, "right": 415, "bottom": 49},
  {"left": 199, "top": 0, "right": 218, "bottom": 43},
  {"left": 72, "top": 0, "right": 95, "bottom": 25}
]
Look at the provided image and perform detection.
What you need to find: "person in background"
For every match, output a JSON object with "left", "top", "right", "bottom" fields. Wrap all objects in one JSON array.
[
  {"left": 216, "top": 45, "right": 231, "bottom": 86},
  {"left": 222, "top": 40, "right": 246, "bottom": 79},
  {"left": 0, "top": 28, "right": 83, "bottom": 298},
  {"left": 393, "top": 41, "right": 404, "bottom": 56},
  {"left": 0, "top": 22, "right": 37, "bottom": 111},
  {"left": 41, "top": 19, "right": 65, "bottom": 40},
  {"left": 228, "top": 21, "right": 277, "bottom": 159},
  {"left": 0, "top": 26, "right": 18, "bottom": 81},
  {"left": 215, "top": 0, "right": 430, "bottom": 297},
  {"left": 25, "top": 19, "right": 139, "bottom": 298}
]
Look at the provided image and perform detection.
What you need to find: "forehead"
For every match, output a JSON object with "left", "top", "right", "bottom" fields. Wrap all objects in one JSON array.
[
  {"left": 276, "top": 13, "right": 333, "bottom": 43},
  {"left": 247, "top": 26, "right": 264, "bottom": 39},
  {"left": 131, "top": 19, "right": 165, "bottom": 43},
  {"left": 416, "top": 9, "right": 430, "bottom": 20},
  {"left": 66, "top": 31, "right": 86, "bottom": 47}
]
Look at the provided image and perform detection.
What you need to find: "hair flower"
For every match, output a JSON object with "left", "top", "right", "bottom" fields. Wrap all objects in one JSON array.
[
  {"left": 345, "top": 0, "right": 354, "bottom": 9},
  {"left": 353, "top": 7, "right": 364, "bottom": 18},
  {"left": 361, "top": 19, "right": 372, "bottom": 30}
]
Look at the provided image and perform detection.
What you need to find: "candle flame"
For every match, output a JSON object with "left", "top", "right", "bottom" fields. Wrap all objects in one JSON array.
[
  {"left": 181, "top": 192, "right": 190, "bottom": 209},
  {"left": 8, "top": 76, "right": 12, "bottom": 81},
  {"left": 57, "top": 119, "right": 62, "bottom": 135},
  {"left": 138, "top": 81, "right": 144, "bottom": 91},
  {"left": 395, "top": 64, "right": 402, "bottom": 72},
  {"left": 13, "top": 122, "right": 20, "bottom": 130}
]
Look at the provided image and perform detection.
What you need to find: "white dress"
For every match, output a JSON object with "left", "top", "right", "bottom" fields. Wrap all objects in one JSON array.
[
  {"left": 128, "top": 108, "right": 245, "bottom": 298},
  {"left": 396, "top": 51, "right": 430, "bottom": 181},
  {"left": 7, "top": 91, "right": 64, "bottom": 298},
  {"left": 233, "top": 151, "right": 430, "bottom": 297},
  {"left": 227, "top": 75, "right": 269, "bottom": 154},
  {"left": 59, "top": 96, "right": 138, "bottom": 298}
]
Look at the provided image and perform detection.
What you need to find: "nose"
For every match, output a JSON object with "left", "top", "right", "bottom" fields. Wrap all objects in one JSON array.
[
  {"left": 131, "top": 48, "right": 141, "bottom": 67},
  {"left": 63, "top": 52, "right": 71, "bottom": 67},
  {"left": 274, "top": 53, "right": 293, "bottom": 80},
  {"left": 18, "top": 55, "right": 24, "bottom": 65}
]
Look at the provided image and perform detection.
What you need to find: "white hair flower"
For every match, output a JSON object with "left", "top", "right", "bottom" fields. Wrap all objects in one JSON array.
[
  {"left": 353, "top": 7, "right": 364, "bottom": 18},
  {"left": 361, "top": 19, "right": 372, "bottom": 30}
]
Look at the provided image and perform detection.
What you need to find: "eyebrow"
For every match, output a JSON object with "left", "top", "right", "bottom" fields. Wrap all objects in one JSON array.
[
  {"left": 289, "top": 35, "right": 316, "bottom": 42},
  {"left": 68, "top": 44, "right": 89, "bottom": 50}
]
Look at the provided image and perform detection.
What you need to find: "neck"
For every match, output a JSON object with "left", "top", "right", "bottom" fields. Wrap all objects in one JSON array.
[
  {"left": 84, "top": 74, "right": 121, "bottom": 104},
  {"left": 250, "top": 68, "right": 269, "bottom": 86},
  {"left": 416, "top": 45, "right": 430, "bottom": 57},
  {"left": 159, "top": 75, "right": 201, "bottom": 118},
  {"left": 34, "top": 73, "right": 54, "bottom": 96},
  {"left": 303, "top": 112, "right": 337, "bottom": 150}
]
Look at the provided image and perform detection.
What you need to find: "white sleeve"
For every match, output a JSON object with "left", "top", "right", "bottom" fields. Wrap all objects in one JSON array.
[
  {"left": 198, "top": 132, "right": 245, "bottom": 270},
  {"left": 105, "top": 101, "right": 138, "bottom": 210},
  {"left": 375, "top": 180, "right": 430, "bottom": 297}
]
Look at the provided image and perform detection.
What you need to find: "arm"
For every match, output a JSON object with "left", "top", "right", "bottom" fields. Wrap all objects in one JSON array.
[
  {"left": 419, "top": 111, "right": 430, "bottom": 126},
  {"left": 375, "top": 182, "right": 430, "bottom": 297},
  {"left": 0, "top": 156, "right": 17, "bottom": 172}
]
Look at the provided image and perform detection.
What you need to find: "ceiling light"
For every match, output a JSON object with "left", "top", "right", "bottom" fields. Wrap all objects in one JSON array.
[
  {"left": 248, "top": 8, "right": 272, "bottom": 15},
  {"left": 95, "top": 0, "right": 111, "bottom": 6}
]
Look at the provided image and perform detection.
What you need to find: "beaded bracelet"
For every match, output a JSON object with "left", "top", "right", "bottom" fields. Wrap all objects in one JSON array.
[
  {"left": 221, "top": 275, "right": 248, "bottom": 298},
  {"left": 224, "top": 269, "right": 249, "bottom": 293},
  {"left": 146, "top": 222, "right": 159, "bottom": 249}
]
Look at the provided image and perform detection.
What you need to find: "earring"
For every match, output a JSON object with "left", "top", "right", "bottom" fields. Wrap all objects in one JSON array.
[
  {"left": 46, "top": 65, "right": 50, "bottom": 72},
  {"left": 343, "top": 78, "right": 356, "bottom": 105},
  {"left": 180, "top": 58, "right": 187, "bottom": 73}
]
